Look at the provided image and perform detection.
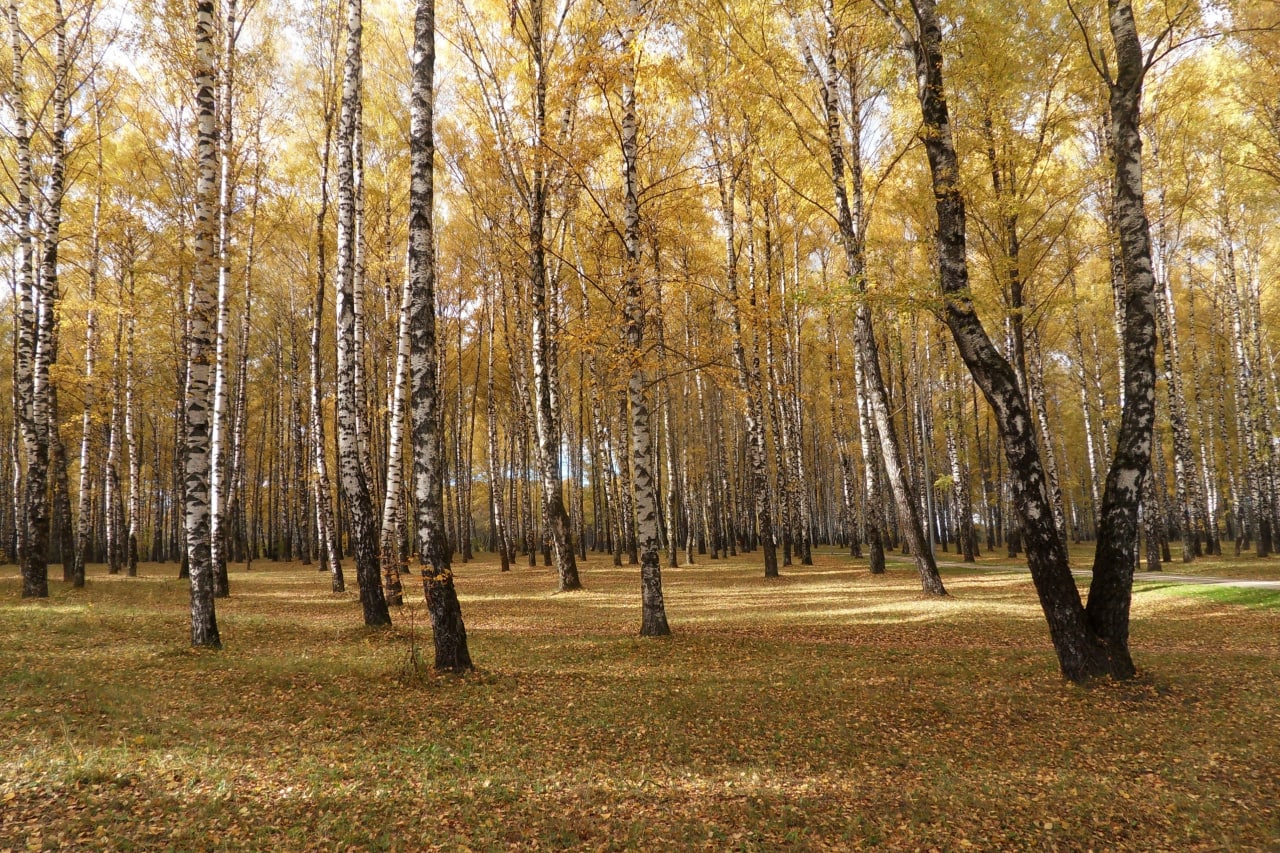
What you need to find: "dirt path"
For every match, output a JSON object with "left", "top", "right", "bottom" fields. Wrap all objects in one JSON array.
[{"left": 884, "top": 554, "right": 1280, "bottom": 590}]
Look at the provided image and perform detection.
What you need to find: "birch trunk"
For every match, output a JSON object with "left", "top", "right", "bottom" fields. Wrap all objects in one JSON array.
[
  {"left": 74, "top": 86, "right": 106, "bottom": 587},
  {"left": 779, "top": 233, "right": 812, "bottom": 565},
  {"left": 485, "top": 283, "right": 511, "bottom": 572},
  {"left": 1081, "top": 0, "right": 1164, "bottom": 674},
  {"left": 853, "top": 324, "right": 886, "bottom": 573},
  {"left": 186, "top": 0, "right": 222, "bottom": 646},
  {"left": 408, "top": 0, "right": 471, "bottom": 669},
  {"left": 9, "top": 0, "right": 49, "bottom": 598},
  {"left": 812, "top": 0, "right": 943, "bottom": 592},
  {"left": 335, "top": 0, "right": 390, "bottom": 626},
  {"left": 378, "top": 267, "right": 412, "bottom": 605},
  {"left": 106, "top": 318, "right": 123, "bottom": 574},
  {"left": 289, "top": 322, "right": 311, "bottom": 566},
  {"left": 311, "top": 93, "right": 345, "bottom": 593},
  {"left": 227, "top": 150, "right": 261, "bottom": 567},
  {"left": 209, "top": 0, "right": 238, "bottom": 598},
  {"left": 1148, "top": 142, "right": 1204, "bottom": 559},
  {"left": 651, "top": 241, "right": 682, "bottom": 569},
  {"left": 1186, "top": 287, "right": 1221, "bottom": 553},
  {"left": 942, "top": 351, "right": 976, "bottom": 562},
  {"left": 125, "top": 273, "right": 140, "bottom": 576},
  {"left": 1218, "top": 198, "right": 1268, "bottom": 557},
  {"left": 1028, "top": 330, "right": 1068, "bottom": 548},
  {"left": 713, "top": 156, "right": 778, "bottom": 577},
  {"left": 41, "top": 0, "right": 75, "bottom": 579},
  {"left": 1070, "top": 275, "right": 1103, "bottom": 536},
  {"left": 877, "top": 0, "right": 1133, "bottom": 680},
  {"left": 353, "top": 96, "right": 372, "bottom": 488},
  {"left": 527, "top": 0, "right": 580, "bottom": 591},
  {"left": 620, "top": 0, "right": 670, "bottom": 636},
  {"left": 826, "top": 319, "right": 861, "bottom": 556}
]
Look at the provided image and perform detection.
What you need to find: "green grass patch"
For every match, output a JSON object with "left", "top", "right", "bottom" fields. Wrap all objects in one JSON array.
[{"left": 1150, "top": 583, "right": 1280, "bottom": 610}]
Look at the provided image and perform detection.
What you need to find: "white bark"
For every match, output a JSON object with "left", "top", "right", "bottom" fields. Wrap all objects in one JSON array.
[
  {"left": 186, "top": 0, "right": 222, "bottom": 646},
  {"left": 210, "top": 0, "right": 238, "bottom": 594},
  {"left": 378, "top": 265, "right": 412, "bottom": 603}
]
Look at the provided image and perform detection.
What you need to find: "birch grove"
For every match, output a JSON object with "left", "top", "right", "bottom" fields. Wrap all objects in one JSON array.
[{"left": 2, "top": 0, "right": 1279, "bottom": 680}]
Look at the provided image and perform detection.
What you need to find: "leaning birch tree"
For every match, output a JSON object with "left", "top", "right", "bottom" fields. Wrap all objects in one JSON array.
[{"left": 798, "top": 0, "right": 946, "bottom": 595}]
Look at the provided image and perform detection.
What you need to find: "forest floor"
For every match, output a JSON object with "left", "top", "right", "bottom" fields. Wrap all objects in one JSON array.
[{"left": 1, "top": 547, "right": 1278, "bottom": 851}]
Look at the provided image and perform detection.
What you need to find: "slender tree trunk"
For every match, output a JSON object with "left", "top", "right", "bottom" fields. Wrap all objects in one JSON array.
[
  {"left": 1217, "top": 194, "right": 1268, "bottom": 558},
  {"left": 1083, "top": 0, "right": 1165, "bottom": 664},
  {"left": 1070, "top": 274, "right": 1104, "bottom": 537},
  {"left": 409, "top": 0, "right": 471, "bottom": 669},
  {"left": 208, "top": 0, "right": 239, "bottom": 598},
  {"left": 125, "top": 273, "right": 140, "bottom": 576},
  {"left": 334, "top": 0, "right": 390, "bottom": 626},
  {"left": 810, "top": 2, "right": 943, "bottom": 592},
  {"left": 826, "top": 318, "right": 862, "bottom": 557},
  {"left": 378, "top": 263, "right": 412, "bottom": 605},
  {"left": 853, "top": 327, "right": 886, "bottom": 573},
  {"left": 40, "top": 0, "right": 74, "bottom": 579},
  {"left": 485, "top": 282, "right": 511, "bottom": 572},
  {"left": 1028, "top": 330, "right": 1068, "bottom": 549},
  {"left": 10, "top": 0, "right": 49, "bottom": 599},
  {"left": 620, "top": 0, "right": 670, "bottom": 636},
  {"left": 227, "top": 147, "right": 260, "bottom": 569},
  {"left": 311, "top": 92, "right": 345, "bottom": 593},
  {"left": 105, "top": 315, "right": 124, "bottom": 575},
  {"left": 74, "top": 87, "right": 106, "bottom": 587},
  {"left": 186, "top": 0, "right": 223, "bottom": 646},
  {"left": 712, "top": 154, "right": 778, "bottom": 578},
  {"left": 941, "top": 350, "right": 976, "bottom": 562},
  {"left": 521, "top": 0, "right": 580, "bottom": 591}
]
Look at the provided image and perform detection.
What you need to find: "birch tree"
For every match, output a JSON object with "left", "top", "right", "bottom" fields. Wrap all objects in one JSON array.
[
  {"left": 377, "top": 267, "right": 411, "bottom": 605},
  {"left": 799, "top": 0, "right": 945, "bottom": 594},
  {"left": 408, "top": 0, "right": 471, "bottom": 670},
  {"left": 618, "top": 0, "right": 670, "bottom": 635},
  {"left": 334, "top": 0, "right": 391, "bottom": 626},
  {"left": 209, "top": 0, "right": 242, "bottom": 597},
  {"left": 186, "top": 0, "right": 222, "bottom": 646},
  {"left": 8, "top": 0, "right": 47, "bottom": 598},
  {"left": 874, "top": 0, "right": 1140, "bottom": 680},
  {"left": 524, "top": 0, "right": 581, "bottom": 592}
]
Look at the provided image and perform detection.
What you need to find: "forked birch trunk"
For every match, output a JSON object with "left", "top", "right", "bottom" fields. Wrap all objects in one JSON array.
[{"left": 875, "top": 0, "right": 1151, "bottom": 680}]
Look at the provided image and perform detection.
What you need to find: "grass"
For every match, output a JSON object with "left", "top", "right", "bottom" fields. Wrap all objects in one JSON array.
[
  {"left": 1, "top": 548, "right": 1278, "bottom": 851},
  {"left": 1155, "top": 584, "right": 1280, "bottom": 610}
]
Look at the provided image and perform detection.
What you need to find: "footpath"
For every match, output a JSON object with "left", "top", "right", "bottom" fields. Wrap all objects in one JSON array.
[{"left": 885, "top": 554, "right": 1280, "bottom": 590}]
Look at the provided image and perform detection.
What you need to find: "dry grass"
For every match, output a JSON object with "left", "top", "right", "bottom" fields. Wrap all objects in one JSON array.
[{"left": 1, "top": 548, "right": 1278, "bottom": 851}]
